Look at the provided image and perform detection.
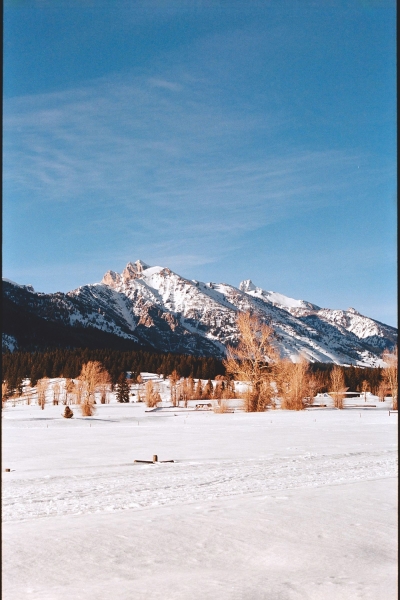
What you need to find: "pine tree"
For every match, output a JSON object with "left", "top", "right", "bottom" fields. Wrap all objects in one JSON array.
[
  {"left": 30, "top": 365, "right": 39, "bottom": 388},
  {"left": 16, "top": 377, "right": 24, "bottom": 397},
  {"left": 116, "top": 373, "right": 130, "bottom": 403},
  {"left": 63, "top": 406, "right": 74, "bottom": 418}
]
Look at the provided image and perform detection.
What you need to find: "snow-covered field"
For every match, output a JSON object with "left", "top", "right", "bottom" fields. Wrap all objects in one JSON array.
[{"left": 2, "top": 382, "right": 398, "bottom": 600}]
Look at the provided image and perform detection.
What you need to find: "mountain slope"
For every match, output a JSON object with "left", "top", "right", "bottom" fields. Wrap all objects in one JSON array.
[{"left": 2, "top": 261, "right": 397, "bottom": 366}]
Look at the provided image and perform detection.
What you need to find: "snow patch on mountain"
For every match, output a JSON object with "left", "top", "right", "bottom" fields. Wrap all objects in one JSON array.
[{"left": 239, "top": 279, "right": 319, "bottom": 311}]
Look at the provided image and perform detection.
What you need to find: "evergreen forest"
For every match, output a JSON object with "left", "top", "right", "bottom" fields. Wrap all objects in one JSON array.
[
  {"left": 2, "top": 348, "right": 225, "bottom": 391},
  {"left": 2, "top": 347, "right": 385, "bottom": 397}
]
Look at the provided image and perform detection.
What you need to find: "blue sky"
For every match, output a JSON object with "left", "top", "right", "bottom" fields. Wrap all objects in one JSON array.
[{"left": 3, "top": 1, "right": 397, "bottom": 326}]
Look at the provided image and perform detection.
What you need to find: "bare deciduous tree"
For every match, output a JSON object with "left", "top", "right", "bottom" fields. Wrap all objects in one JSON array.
[
  {"left": 79, "top": 362, "right": 107, "bottom": 401},
  {"left": 168, "top": 370, "right": 180, "bottom": 407},
  {"left": 36, "top": 378, "right": 49, "bottom": 410},
  {"left": 202, "top": 379, "right": 213, "bottom": 400},
  {"left": 224, "top": 312, "right": 278, "bottom": 412},
  {"left": 80, "top": 401, "right": 94, "bottom": 417},
  {"left": 213, "top": 381, "right": 223, "bottom": 400},
  {"left": 177, "top": 378, "right": 192, "bottom": 408},
  {"left": 306, "top": 372, "right": 323, "bottom": 406},
  {"left": 78, "top": 361, "right": 111, "bottom": 416},
  {"left": 145, "top": 380, "right": 161, "bottom": 408},
  {"left": 382, "top": 347, "right": 398, "bottom": 410},
  {"left": 187, "top": 376, "right": 195, "bottom": 399},
  {"left": 65, "top": 378, "right": 75, "bottom": 405},
  {"left": 330, "top": 366, "right": 348, "bottom": 409},
  {"left": 222, "top": 378, "right": 236, "bottom": 400},
  {"left": 377, "top": 381, "right": 387, "bottom": 403},
  {"left": 22, "top": 381, "right": 34, "bottom": 406},
  {"left": 361, "top": 380, "right": 369, "bottom": 402},
  {"left": 53, "top": 382, "right": 61, "bottom": 405},
  {"left": 75, "top": 380, "right": 85, "bottom": 405},
  {"left": 2, "top": 381, "right": 9, "bottom": 407},
  {"left": 98, "top": 371, "right": 111, "bottom": 404},
  {"left": 213, "top": 399, "right": 229, "bottom": 413},
  {"left": 277, "top": 357, "right": 310, "bottom": 411},
  {"left": 79, "top": 362, "right": 102, "bottom": 415}
]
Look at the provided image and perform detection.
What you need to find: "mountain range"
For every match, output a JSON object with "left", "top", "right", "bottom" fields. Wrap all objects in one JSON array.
[{"left": 3, "top": 259, "right": 397, "bottom": 366}]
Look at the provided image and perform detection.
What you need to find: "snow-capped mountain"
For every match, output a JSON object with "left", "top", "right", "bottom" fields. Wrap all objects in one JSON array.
[
  {"left": 239, "top": 280, "right": 396, "bottom": 353},
  {"left": 3, "top": 260, "right": 397, "bottom": 366}
]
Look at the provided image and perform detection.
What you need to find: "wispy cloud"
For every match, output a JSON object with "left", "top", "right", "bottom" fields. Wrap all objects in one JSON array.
[
  {"left": 3, "top": 70, "right": 386, "bottom": 275},
  {"left": 148, "top": 77, "right": 183, "bottom": 92}
]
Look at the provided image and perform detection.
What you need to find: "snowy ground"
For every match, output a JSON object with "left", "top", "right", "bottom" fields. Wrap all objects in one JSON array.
[{"left": 2, "top": 387, "right": 398, "bottom": 599}]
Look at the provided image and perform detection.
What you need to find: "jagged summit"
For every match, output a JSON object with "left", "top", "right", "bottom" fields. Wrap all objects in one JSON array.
[
  {"left": 122, "top": 259, "right": 150, "bottom": 280},
  {"left": 3, "top": 261, "right": 397, "bottom": 365},
  {"left": 102, "top": 259, "right": 151, "bottom": 287},
  {"left": 239, "top": 279, "right": 257, "bottom": 293}
]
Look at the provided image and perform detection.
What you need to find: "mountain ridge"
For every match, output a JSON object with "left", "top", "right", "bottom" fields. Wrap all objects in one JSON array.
[{"left": 3, "top": 259, "right": 397, "bottom": 366}]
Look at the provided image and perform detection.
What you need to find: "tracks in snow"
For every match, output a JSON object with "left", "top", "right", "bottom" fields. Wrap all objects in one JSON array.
[{"left": 2, "top": 450, "right": 397, "bottom": 522}]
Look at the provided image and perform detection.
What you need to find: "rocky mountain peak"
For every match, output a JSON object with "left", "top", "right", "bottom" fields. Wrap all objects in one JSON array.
[
  {"left": 239, "top": 279, "right": 256, "bottom": 293},
  {"left": 102, "top": 260, "right": 151, "bottom": 288},
  {"left": 122, "top": 260, "right": 150, "bottom": 281},
  {"left": 101, "top": 270, "right": 122, "bottom": 288}
]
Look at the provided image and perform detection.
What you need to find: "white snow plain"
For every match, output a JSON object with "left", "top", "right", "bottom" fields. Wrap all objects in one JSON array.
[{"left": 2, "top": 390, "right": 398, "bottom": 600}]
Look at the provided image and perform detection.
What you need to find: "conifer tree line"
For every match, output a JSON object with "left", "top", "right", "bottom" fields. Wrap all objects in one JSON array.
[
  {"left": 1, "top": 344, "right": 392, "bottom": 400},
  {"left": 1, "top": 348, "right": 225, "bottom": 392}
]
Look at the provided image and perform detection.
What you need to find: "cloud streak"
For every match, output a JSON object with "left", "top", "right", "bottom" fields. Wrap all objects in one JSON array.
[
  {"left": 3, "top": 70, "right": 391, "bottom": 277},
  {"left": 4, "top": 77, "right": 372, "bottom": 218}
]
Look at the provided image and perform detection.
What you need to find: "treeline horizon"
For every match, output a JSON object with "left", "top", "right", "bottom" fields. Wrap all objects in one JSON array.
[
  {"left": 2, "top": 347, "right": 385, "bottom": 395},
  {"left": 2, "top": 348, "right": 225, "bottom": 390}
]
